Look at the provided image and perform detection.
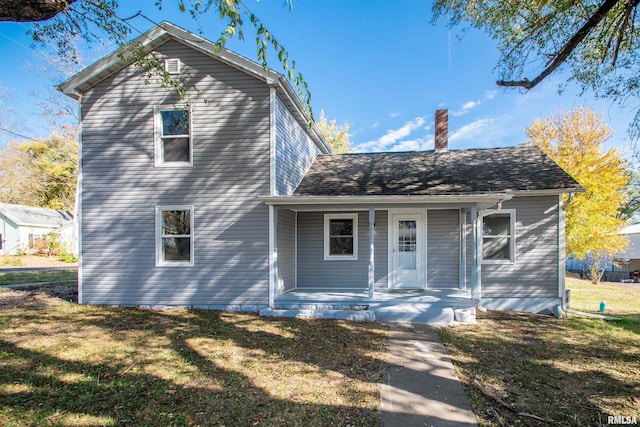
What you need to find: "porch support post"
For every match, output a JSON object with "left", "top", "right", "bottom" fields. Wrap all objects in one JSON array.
[
  {"left": 268, "top": 206, "right": 278, "bottom": 307},
  {"left": 459, "top": 209, "right": 467, "bottom": 290},
  {"left": 558, "top": 194, "right": 566, "bottom": 300},
  {"left": 470, "top": 206, "right": 481, "bottom": 302},
  {"left": 368, "top": 208, "right": 375, "bottom": 299}
]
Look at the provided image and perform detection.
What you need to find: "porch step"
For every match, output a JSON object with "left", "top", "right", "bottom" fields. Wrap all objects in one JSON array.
[
  {"left": 273, "top": 303, "right": 369, "bottom": 311},
  {"left": 260, "top": 308, "right": 375, "bottom": 321},
  {"left": 372, "top": 304, "right": 456, "bottom": 324}
]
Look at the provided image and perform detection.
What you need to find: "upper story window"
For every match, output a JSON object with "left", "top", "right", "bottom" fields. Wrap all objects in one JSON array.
[
  {"left": 324, "top": 213, "right": 358, "bottom": 260},
  {"left": 155, "top": 106, "right": 192, "bottom": 167},
  {"left": 481, "top": 210, "right": 515, "bottom": 264},
  {"left": 156, "top": 206, "right": 194, "bottom": 266}
]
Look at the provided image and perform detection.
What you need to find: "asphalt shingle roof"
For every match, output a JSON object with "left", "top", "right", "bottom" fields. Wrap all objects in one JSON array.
[
  {"left": 293, "top": 145, "right": 581, "bottom": 197},
  {"left": 0, "top": 203, "right": 73, "bottom": 227}
]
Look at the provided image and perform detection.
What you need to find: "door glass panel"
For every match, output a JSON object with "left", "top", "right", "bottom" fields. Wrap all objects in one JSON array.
[{"left": 398, "top": 220, "right": 416, "bottom": 270}]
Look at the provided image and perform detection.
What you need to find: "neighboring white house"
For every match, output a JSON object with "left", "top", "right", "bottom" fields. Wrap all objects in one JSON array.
[
  {"left": 616, "top": 223, "right": 640, "bottom": 271},
  {"left": 0, "top": 203, "right": 74, "bottom": 255}
]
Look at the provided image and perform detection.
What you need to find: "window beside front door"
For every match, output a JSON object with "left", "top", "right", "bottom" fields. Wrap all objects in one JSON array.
[
  {"left": 155, "top": 106, "right": 192, "bottom": 166},
  {"left": 156, "top": 206, "right": 194, "bottom": 266},
  {"left": 481, "top": 210, "right": 515, "bottom": 264},
  {"left": 324, "top": 213, "right": 358, "bottom": 260}
]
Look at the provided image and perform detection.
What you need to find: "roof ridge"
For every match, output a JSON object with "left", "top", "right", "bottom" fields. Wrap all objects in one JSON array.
[{"left": 321, "top": 144, "right": 533, "bottom": 157}]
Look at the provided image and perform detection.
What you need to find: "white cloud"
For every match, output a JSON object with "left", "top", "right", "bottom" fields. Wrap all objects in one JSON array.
[
  {"left": 389, "top": 111, "right": 401, "bottom": 118},
  {"left": 462, "top": 100, "right": 479, "bottom": 110},
  {"left": 451, "top": 90, "right": 499, "bottom": 117},
  {"left": 449, "top": 118, "right": 495, "bottom": 144},
  {"left": 355, "top": 116, "right": 426, "bottom": 152},
  {"left": 452, "top": 99, "right": 481, "bottom": 116},
  {"left": 390, "top": 137, "right": 432, "bottom": 152},
  {"left": 372, "top": 121, "right": 379, "bottom": 129},
  {"left": 484, "top": 90, "right": 497, "bottom": 100}
]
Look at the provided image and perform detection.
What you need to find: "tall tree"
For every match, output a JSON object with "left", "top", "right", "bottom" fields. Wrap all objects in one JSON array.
[
  {"left": 433, "top": 0, "right": 640, "bottom": 138},
  {"left": 316, "top": 111, "right": 352, "bottom": 154},
  {"left": 526, "top": 107, "right": 630, "bottom": 282},
  {"left": 0, "top": 0, "right": 314, "bottom": 119},
  {"left": 0, "top": 128, "right": 78, "bottom": 211}
]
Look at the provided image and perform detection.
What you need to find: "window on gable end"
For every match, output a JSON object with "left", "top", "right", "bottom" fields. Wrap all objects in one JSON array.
[
  {"left": 324, "top": 213, "right": 358, "bottom": 260},
  {"left": 155, "top": 106, "right": 192, "bottom": 166},
  {"left": 481, "top": 210, "right": 515, "bottom": 264}
]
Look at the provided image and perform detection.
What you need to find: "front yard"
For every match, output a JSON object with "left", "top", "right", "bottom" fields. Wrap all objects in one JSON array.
[
  {"left": 0, "top": 290, "right": 388, "bottom": 426},
  {"left": 440, "top": 278, "right": 640, "bottom": 426},
  {"left": 1, "top": 277, "right": 639, "bottom": 426}
]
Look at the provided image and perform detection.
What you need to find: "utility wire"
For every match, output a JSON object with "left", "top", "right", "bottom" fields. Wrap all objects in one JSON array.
[{"left": 0, "top": 127, "right": 39, "bottom": 142}]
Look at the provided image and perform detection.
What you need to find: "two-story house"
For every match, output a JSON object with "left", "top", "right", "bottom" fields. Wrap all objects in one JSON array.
[{"left": 58, "top": 22, "right": 582, "bottom": 323}]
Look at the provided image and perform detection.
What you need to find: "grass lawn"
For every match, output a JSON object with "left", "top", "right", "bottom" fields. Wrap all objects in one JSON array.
[
  {"left": 440, "top": 277, "right": 640, "bottom": 426},
  {"left": 0, "top": 290, "right": 388, "bottom": 426},
  {"left": 0, "top": 269, "right": 77, "bottom": 286}
]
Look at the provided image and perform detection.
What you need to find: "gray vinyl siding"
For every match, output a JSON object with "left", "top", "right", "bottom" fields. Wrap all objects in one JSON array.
[
  {"left": 274, "top": 96, "right": 319, "bottom": 195},
  {"left": 296, "top": 211, "right": 387, "bottom": 289},
  {"left": 482, "top": 196, "right": 559, "bottom": 297},
  {"left": 277, "top": 209, "right": 296, "bottom": 292},
  {"left": 0, "top": 216, "right": 19, "bottom": 254},
  {"left": 427, "top": 209, "right": 460, "bottom": 288},
  {"left": 80, "top": 39, "right": 271, "bottom": 306}
]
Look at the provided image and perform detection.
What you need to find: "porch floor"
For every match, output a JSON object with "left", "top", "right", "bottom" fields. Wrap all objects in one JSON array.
[{"left": 275, "top": 287, "right": 474, "bottom": 305}]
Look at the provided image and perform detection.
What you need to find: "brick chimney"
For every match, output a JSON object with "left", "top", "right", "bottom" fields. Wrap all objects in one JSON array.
[{"left": 435, "top": 109, "right": 448, "bottom": 153}]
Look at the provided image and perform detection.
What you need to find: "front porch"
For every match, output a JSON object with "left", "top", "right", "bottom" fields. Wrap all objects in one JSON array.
[
  {"left": 261, "top": 287, "right": 477, "bottom": 323},
  {"left": 261, "top": 196, "right": 513, "bottom": 324}
]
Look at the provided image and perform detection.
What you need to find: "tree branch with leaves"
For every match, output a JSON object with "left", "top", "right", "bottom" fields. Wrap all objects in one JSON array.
[
  {"left": 0, "top": 0, "right": 315, "bottom": 119},
  {"left": 433, "top": 0, "right": 640, "bottom": 138}
]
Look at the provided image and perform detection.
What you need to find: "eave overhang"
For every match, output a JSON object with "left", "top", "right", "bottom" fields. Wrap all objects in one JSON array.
[{"left": 260, "top": 193, "right": 514, "bottom": 206}]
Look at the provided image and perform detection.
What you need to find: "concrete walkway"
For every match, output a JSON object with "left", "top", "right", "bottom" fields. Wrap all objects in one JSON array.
[{"left": 381, "top": 323, "right": 478, "bottom": 427}]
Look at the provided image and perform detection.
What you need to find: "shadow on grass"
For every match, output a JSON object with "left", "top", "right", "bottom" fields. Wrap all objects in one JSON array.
[
  {"left": 439, "top": 312, "right": 640, "bottom": 427},
  {"left": 0, "top": 304, "right": 387, "bottom": 426},
  {"left": 608, "top": 314, "right": 640, "bottom": 335}
]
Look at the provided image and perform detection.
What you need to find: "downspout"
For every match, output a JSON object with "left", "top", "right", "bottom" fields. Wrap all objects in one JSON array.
[{"left": 557, "top": 193, "right": 619, "bottom": 321}]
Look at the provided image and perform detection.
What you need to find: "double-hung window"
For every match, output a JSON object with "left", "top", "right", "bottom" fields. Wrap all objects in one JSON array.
[
  {"left": 156, "top": 206, "right": 194, "bottom": 266},
  {"left": 324, "top": 213, "right": 358, "bottom": 260},
  {"left": 481, "top": 210, "right": 515, "bottom": 263},
  {"left": 155, "top": 106, "right": 192, "bottom": 166}
]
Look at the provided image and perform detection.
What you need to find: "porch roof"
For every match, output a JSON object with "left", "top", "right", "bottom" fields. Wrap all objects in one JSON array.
[
  {"left": 260, "top": 193, "right": 512, "bottom": 207},
  {"left": 292, "top": 145, "right": 582, "bottom": 197}
]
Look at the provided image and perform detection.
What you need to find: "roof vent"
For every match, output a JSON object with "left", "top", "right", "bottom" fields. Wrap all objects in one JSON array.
[{"left": 164, "top": 58, "right": 181, "bottom": 75}]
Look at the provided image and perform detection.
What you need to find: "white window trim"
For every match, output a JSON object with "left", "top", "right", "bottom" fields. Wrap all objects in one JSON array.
[
  {"left": 324, "top": 213, "right": 358, "bottom": 261},
  {"left": 154, "top": 105, "right": 193, "bottom": 167},
  {"left": 155, "top": 205, "right": 195, "bottom": 267},
  {"left": 480, "top": 209, "right": 516, "bottom": 265}
]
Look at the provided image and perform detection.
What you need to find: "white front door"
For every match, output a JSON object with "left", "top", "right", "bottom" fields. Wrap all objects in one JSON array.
[{"left": 389, "top": 211, "right": 426, "bottom": 289}]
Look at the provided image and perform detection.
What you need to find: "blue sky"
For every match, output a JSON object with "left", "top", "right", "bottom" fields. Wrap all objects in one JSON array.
[{"left": 0, "top": 1, "right": 636, "bottom": 155}]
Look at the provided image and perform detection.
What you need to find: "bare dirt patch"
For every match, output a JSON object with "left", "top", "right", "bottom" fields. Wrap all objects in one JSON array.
[{"left": 0, "top": 284, "right": 77, "bottom": 309}]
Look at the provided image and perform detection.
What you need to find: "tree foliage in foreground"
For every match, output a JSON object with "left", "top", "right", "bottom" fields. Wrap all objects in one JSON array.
[
  {"left": 433, "top": 0, "right": 640, "bottom": 138},
  {"left": 526, "top": 108, "right": 630, "bottom": 283},
  {"left": 0, "top": 0, "right": 314, "bottom": 119},
  {"left": 0, "top": 129, "right": 78, "bottom": 211}
]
